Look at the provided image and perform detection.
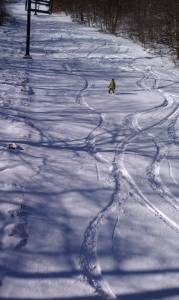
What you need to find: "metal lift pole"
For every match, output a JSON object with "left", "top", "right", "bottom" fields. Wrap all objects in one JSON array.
[{"left": 24, "top": 0, "right": 32, "bottom": 58}]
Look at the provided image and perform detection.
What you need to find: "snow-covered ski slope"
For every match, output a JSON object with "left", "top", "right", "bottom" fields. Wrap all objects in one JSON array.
[{"left": 1, "top": 1, "right": 179, "bottom": 299}]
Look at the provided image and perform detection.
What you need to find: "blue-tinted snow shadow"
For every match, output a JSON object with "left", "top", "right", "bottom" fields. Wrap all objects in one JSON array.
[
  {"left": 1, "top": 286, "right": 179, "bottom": 299},
  {"left": 1, "top": 266, "right": 179, "bottom": 279},
  {"left": 119, "top": 287, "right": 179, "bottom": 299}
]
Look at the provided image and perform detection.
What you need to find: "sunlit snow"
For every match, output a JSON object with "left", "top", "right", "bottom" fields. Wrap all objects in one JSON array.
[{"left": 1, "top": 1, "right": 179, "bottom": 299}]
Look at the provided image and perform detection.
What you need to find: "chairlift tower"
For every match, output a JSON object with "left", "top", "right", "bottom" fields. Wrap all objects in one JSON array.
[{"left": 24, "top": 0, "right": 53, "bottom": 59}]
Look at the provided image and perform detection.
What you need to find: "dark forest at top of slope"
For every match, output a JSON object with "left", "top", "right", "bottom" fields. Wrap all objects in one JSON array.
[
  {"left": 53, "top": 0, "right": 179, "bottom": 59},
  {"left": 0, "top": 0, "right": 8, "bottom": 25}
]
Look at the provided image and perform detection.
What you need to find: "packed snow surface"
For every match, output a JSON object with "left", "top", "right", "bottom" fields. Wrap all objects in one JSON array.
[{"left": 1, "top": 1, "right": 179, "bottom": 299}]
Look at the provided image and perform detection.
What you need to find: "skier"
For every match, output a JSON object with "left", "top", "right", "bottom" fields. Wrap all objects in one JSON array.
[{"left": 108, "top": 78, "right": 116, "bottom": 94}]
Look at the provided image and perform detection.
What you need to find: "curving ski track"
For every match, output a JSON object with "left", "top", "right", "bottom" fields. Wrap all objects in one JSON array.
[
  {"left": 1, "top": 9, "right": 179, "bottom": 299},
  {"left": 79, "top": 54, "right": 179, "bottom": 299}
]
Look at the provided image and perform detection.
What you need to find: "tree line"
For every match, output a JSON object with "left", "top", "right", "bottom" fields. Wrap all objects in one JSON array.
[
  {"left": 0, "top": 0, "right": 8, "bottom": 25},
  {"left": 53, "top": 0, "right": 179, "bottom": 59}
]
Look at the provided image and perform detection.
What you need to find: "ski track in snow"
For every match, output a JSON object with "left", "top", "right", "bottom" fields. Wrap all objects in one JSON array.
[
  {"left": 1, "top": 3, "right": 179, "bottom": 299},
  {"left": 80, "top": 54, "right": 179, "bottom": 298},
  {"left": 168, "top": 159, "right": 178, "bottom": 186},
  {"left": 146, "top": 140, "right": 179, "bottom": 211},
  {"left": 63, "top": 57, "right": 109, "bottom": 164},
  {"left": 62, "top": 40, "right": 123, "bottom": 299},
  {"left": 125, "top": 65, "right": 179, "bottom": 227},
  {"left": 80, "top": 97, "right": 179, "bottom": 299}
]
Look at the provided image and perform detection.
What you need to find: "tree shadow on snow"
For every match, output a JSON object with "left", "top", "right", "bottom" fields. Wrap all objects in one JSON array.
[{"left": 1, "top": 286, "right": 179, "bottom": 299}]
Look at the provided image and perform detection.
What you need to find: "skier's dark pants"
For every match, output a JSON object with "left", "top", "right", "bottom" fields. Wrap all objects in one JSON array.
[{"left": 108, "top": 88, "right": 115, "bottom": 94}]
